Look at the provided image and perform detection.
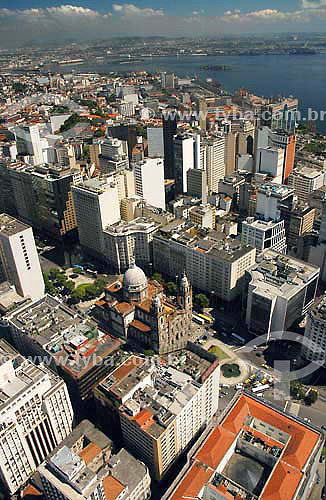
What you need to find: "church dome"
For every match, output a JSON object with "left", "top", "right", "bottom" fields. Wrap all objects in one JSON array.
[{"left": 123, "top": 262, "right": 147, "bottom": 290}]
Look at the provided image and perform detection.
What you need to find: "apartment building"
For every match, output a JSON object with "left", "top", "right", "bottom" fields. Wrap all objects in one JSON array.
[
  {"left": 0, "top": 340, "right": 73, "bottom": 495},
  {"left": 39, "top": 420, "right": 151, "bottom": 500},
  {"left": 95, "top": 346, "right": 220, "bottom": 480},
  {"left": 0, "top": 214, "right": 44, "bottom": 302}
]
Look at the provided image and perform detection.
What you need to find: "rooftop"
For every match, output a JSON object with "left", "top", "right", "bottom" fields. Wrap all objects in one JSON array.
[
  {"left": 156, "top": 223, "right": 254, "bottom": 262},
  {"left": 39, "top": 420, "right": 148, "bottom": 500},
  {"left": 169, "top": 393, "right": 322, "bottom": 500},
  {"left": 0, "top": 339, "right": 62, "bottom": 410},
  {"left": 249, "top": 250, "right": 319, "bottom": 299},
  {"left": 104, "top": 217, "right": 159, "bottom": 236},
  {"left": 8, "top": 295, "right": 121, "bottom": 379},
  {"left": 0, "top": 213, "right": 30, "bottom": 236},
  {"left": 98, "top": 346, "right": 218, "bottom": 439},
  {"left": 290, "top": 165, "right": 324, "bottom": 179},
  {"left": 257, "top": 182, "right": 294, "bottom": 198}
]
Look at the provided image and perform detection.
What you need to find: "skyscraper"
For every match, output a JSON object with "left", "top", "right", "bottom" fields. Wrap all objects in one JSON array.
[
  {"left": 72, "top": 177, "right": 121, "bottom": 259},
  {"left": 173, "top": 134, "right": 194, "bottom": 194},
  {"left": 133, "top": 158, "right": 165, "bottom": 210},
  {"left": 205, "top": 135, "right": 225, "bottom": 193},
  {"left": 14, "top": 124, "right": 44, "bottom": 165},
  {"left": 268, "top": 129, "right": 296, "bottom": 182},
  {"left": 0, "top": 214, "right": 44, "bottom": 301},
  {"left": 163, "top": 111, "right": 177, "bottom": 179},
  {"left": 147, "top": 127, "right": 164, "bottom": 158}
]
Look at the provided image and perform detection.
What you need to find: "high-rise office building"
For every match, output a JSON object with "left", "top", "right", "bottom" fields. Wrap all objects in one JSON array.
[
  {"left": 133, "top": 158, "right": 165, "bottom": 210},
  {"left": 154, "top": 223, "right": 256, "bottom": 302},
  {"left": 205, "top": 135, "right": 225, "bottom": 193},
  {"left": 196, "top": 98, "right": 207, "bottom": 131},
  {"left": 280, "top": 203, "right": 315, "bottom": 248},
  {"left": 0, "top": 340, "right": 73, "bottom": 496},
  {"left": 104, "top": 218, "right": 160, "bottom": 273},
  {"left": 173, "top": 134, "right": 194, "bottom": 194},
  {"left": 7, "top": 295, "right": 121, "bottom": 413},
  {"left": 100, "top": 137, "right": 129, "bottom": 173},
  {"left": 14, "top": 124, "right": 44, "bottom": 165},
  {"left": 260, "top": 97, "right": 298, "bottom": 132},
  {"left": 288, "top": 165, "right": 326, "bottom": 202},
  {"left": 147, "top": 127, "right": 164, "bottom": 158},
  {"left": 163, "top": 111, "right": 177, "bottom": 179},
  {"left": 255, "top": 146, "right": 284, "bottom": 183},
  {"left": 256, "top": 182, "right": 295, "bottom": 222},
  {"left": 72, "top": 177, "right": 120, "bottom": 259},
  {"left": 187, "top": 168, "right": 208, "bottom": 202},
  {"left": 268, "top": 129, "right": 296, "bottom": 182},
  {"left": 8, "top": 163, "right": 81, "bottom": 240},
  {"left": 0, "top": 214, "right": 44, "bottom": 301},
  {"left": 39, "top": 420, "right": 151, "bottom": 500},
  {"left": 108, "top": 124, "right": 138, "bottom": 160},
  {"left": 246, "top": 250, "right": 319, "bottom": 336},
  {"left": 161, "top": 72, "right": 175, "bottom": 89}
]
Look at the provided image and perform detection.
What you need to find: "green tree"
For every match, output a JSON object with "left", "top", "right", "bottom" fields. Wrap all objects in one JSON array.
[
  {"left": 63, "top": 280, "right": 75, "bottom": 295},
  {"left": 165, "top": 282, "right": 177, "bottom": 296},
  {"left": 194, "top": 293, "right": 209, "bottom": 312},
  {"left": 43, "top": 272, "right": 56, "bottom": 295},
  {"left": 13, "top": 82, "right": 27, "bottom": 93},
  {"left": 144, "top": 349, "right": 155, "bottom": 357},
  {"left": 152, "top": 273, "right": 164, "bottom": 284},
  {"left": 59, "top": 113, "right": 88, "bottom": 132},
  {"left": 290, "top": 381, "right": 306, "bottom": 400},
  {"left": 304, "top": 389, "right": 318, "bottom": 406}
]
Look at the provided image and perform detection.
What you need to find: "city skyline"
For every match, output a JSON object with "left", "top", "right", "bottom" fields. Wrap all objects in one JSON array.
[{"left": 3, "top": 1, "right": 326, "bottom": 46}]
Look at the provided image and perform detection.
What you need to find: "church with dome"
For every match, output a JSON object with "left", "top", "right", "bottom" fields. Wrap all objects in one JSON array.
[{"left": 94, "top": 260, "right": 193, "bottom": 354}]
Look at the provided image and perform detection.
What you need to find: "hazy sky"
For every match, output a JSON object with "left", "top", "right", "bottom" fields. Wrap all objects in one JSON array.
[{"left": 2, "top": 0, "right": 326, "bottom": 46}]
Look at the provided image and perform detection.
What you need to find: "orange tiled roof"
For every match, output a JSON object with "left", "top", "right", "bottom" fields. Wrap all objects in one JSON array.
[
  {"left": 170, "top": 462, "right": 212, "bottom": 500},
  {"left": 115, "top": 301, "right": 134, "bottom": 314},
  {"left": 196, "top": 426, "right": 235, "bottom": 469},
  {"left": 169, "top": 394, "right": 320, "bottom": 500},
  {"left": 129, "top": 319, "right": 151, "bottom": 333},
  {"left": 110, "top": 356, "right": 145, "bottom": 383},
  {"left": 261, "top": 462, "right": 303, "bottom": 500},
  {"left": 22, "top": 484, "right": 43, "bottom": 498},
  {"left": 103, "top": 476, "right": 125, "bottom": 500},
  {"left": 78, "top": 442, "right": 102, "bottom": 464},
  {"left": 133, "top": 408, "right": 154, "bottom": 428}
]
